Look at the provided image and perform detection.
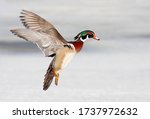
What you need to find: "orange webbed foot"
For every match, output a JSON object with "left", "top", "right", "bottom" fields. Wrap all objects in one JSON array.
[{"left": 53, "top": 69, "right": 59, "bottom": 86}]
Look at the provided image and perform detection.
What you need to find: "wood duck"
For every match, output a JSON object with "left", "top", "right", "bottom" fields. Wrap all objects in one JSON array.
[{"left": 10, "top": 10, "right": 100, "bottom": 90}]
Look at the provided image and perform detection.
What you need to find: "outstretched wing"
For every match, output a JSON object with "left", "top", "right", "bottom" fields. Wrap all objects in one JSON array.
[
  {"left": 20, "top": 10, "right": 54, "bottom": 31},
  {"left": 11, "top": 29, "right": 65, "bottom": 56},
  {"left": 10, "top": 10, "right": 68, "bottom": 56},
  {"left": 20, "top": 10, "right": 67, "bottom": 44}
]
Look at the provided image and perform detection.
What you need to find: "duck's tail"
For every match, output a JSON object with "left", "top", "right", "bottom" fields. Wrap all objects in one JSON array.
[{"left": 43, "top": 58, "right": 55, "bottom": 90}]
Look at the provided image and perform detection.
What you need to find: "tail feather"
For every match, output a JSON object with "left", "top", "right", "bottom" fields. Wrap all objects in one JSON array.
[{"left": 43, "top": 58, "right": 55, "bottom": 90}]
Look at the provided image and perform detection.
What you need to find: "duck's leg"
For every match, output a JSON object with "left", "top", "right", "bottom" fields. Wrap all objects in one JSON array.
[{"left": 53, "top": 69, "right": 59, "bottom": 86}]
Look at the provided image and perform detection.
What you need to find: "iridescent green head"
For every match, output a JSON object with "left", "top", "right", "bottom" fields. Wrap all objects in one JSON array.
[{"left": 74, "top": 30, "right": 100, "bottom": 42}]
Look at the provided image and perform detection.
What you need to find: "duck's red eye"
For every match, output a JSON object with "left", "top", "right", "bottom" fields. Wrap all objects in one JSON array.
[{"left": 88, "top": 34, "right": 94, "bottom": 38}]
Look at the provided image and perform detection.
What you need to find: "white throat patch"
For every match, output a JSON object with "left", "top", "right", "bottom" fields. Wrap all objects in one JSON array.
[{"left": 80, "top": 35, "right": 89, "bottom": 42}]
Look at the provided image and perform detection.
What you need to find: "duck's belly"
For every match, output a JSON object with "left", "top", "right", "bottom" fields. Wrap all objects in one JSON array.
[
  {"left": 54, "top": 47, "right": 76, "bottom": 71},
  {"left": 61, "top": 52, "right": 75, "bottom": 69}
]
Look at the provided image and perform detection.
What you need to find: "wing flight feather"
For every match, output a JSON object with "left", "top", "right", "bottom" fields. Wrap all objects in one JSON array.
[{"left": 10, "top": 10, "right": 68, "bottom": 56}]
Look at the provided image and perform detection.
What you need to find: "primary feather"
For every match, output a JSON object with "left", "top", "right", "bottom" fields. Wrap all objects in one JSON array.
[{"left": 10, "top": 10, "right": 68, "bottom": 56}]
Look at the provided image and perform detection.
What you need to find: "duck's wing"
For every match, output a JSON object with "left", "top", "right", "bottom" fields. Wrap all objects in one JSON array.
[
  {"left": 20, "top": 10, "right": 67, "bottom": 44},
  {"left": 10, "top": 10, "right": 68, "bottom": 57}
]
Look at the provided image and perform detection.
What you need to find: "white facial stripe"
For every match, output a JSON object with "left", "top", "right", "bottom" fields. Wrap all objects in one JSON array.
[
  {"left": 80, "top": 37, "right": 86, "bottom": 42},
  {"left": 86, "top": 35, "right": 89, "bottom": 39},
  {"left": 80, "top": 35, "right": 89, "bottom": 42}
]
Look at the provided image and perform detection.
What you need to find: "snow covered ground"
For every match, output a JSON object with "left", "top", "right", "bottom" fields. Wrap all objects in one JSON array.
[{"left": 0, "top": 0, "right": 150, "bottom": 101}]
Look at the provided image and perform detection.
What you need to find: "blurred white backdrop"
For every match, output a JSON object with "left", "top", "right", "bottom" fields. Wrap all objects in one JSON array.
[{"left": 0, "top": 0, "right": 150, "bottom": 101}]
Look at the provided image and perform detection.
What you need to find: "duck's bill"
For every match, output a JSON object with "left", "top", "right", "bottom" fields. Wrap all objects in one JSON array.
[
  {"left": 93, "top": 34, "right": 100, "bottom": 41},
  {"left": 94, "top": 37, "right": 100, "bottom": 41}
]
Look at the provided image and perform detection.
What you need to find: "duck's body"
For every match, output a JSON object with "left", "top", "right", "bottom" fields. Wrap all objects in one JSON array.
[
  {"left": 54, "top": 44, "right": 76, "bottom": 71},
  {"left": 10, "top": 10, "right": 100, "bottom": 90}
]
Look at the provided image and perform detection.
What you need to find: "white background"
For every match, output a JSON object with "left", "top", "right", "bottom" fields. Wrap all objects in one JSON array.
[{"left": 0, "top": 102, "right": 150, "bottom": 119}]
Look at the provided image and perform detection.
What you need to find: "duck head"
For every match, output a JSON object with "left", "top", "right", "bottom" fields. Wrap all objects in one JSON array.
[{"left": 74, "top": 30, "right": 100, "bottom": 42}]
